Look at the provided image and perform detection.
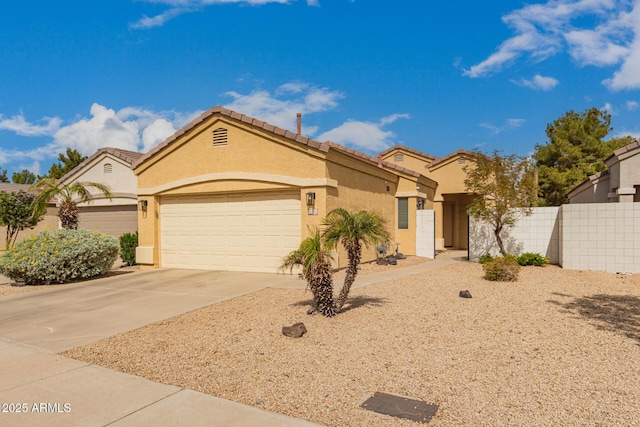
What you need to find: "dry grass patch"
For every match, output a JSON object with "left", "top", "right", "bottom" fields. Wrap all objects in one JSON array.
[{"left": 63, "top": 262, "right": 640, "bottom": 426}]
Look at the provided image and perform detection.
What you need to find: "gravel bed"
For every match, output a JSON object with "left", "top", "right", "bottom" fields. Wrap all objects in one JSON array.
[{"left": 63, "top": 261, "right": 640, "bottom": 426}]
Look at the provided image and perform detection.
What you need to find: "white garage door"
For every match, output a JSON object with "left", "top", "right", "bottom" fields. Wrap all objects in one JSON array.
[{"left": 160, "top": 192, "right": 301, "bottom": 272}]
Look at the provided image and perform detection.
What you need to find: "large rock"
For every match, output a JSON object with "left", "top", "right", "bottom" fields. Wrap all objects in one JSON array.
[
  {"left": 282, "top": 322, "right": 307, "bottom": 338},
  {"left": 459, "top": 290, "right": 472, "bottom": 298}
]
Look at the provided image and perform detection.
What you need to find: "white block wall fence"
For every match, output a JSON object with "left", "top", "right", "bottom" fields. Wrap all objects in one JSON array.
[
  {"left": 561, "top": 203, "right": 640, "bottom": 274},
  {"left": 416, "top": 210, "right": 436, "bottom": 259},
  {"left": 469, "top": 204, "right": 640, "bottom": 274}
]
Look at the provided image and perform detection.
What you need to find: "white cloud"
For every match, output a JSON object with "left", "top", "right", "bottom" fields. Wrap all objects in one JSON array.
[
  {"left": 0, "top": 113, "right": 61, "bottom": 137},
  {"left": 16, "top": 160, "right": 40, "bottom": 176},
  {"left": 480, "top": 118, "right": 526, "bottom": 134},
  {"left": 513, "top": 74, "right": 560, "bottom": 90},
  {"left": 53, "top": 103, "right": 201, "bottom": 155},
  {"left": 627, "top": 100, "right": 639, "bottom": 110},
  {"left": 602, "top": 102, "right": 615, "bottom": 114},
  {"left": 465, "top": 0, "right": 640, "bottom": 90},
  {"left": 0, "top": 104, "right": 198, "bottom": 172},
  {"left": 130, "top": 0, "right": 294, "bottom": 29},
  {"left": 223, "top": 84, "right": 343, "bottom": 134},
  {"left": 316, "top": 114, "right": 410, "bottom": 152}
]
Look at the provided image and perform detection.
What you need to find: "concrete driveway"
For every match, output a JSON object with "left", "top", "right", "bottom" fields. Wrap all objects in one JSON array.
[
  {"left": 0, "top": 268, "right": 301, "bottom": 352},
  {"left": 0, "top": 268, "right": 321, "bottom": 427}
]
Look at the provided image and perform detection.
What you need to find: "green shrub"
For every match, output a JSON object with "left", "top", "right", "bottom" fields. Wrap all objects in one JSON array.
[
  {"left": 119, "top": 232, "right": 138, "bottom": 266},
  {"left": 483, "top": 255, "right": 521, "bottom": 282},
  {"left": 0, "top": 229, "right": 119, "bottom": 285},
  {"left": 516, "top": 252, "right": 550, "bottom": 266},
  {"left": 478, "top": 253, "right": 494, "bottom": 264}
]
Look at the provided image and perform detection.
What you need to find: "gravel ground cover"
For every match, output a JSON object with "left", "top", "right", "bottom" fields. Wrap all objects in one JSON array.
[{"left": 63, "top": 260, "right": 640, "bottom": 426}]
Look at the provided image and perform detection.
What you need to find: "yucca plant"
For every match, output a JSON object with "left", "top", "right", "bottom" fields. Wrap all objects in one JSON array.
[
  {"left": 32, "top": 178, "right": 113, "bottom": 230},
  {"left": 322, "top": 209, "right": 390, "bottom": 311},
  {"left": 280, "top": 228, "right": 336, "bottom": 317}
]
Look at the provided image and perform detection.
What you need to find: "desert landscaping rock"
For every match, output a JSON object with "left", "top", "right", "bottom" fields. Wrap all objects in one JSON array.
[
  {"left": 63, "top": 261, "right": 640, "bottom": 426},
  {"left": 459, "top": 290, "right": 472, "bottom": 298},
  {"left": 282, "top": 322, "right": 308, "bottom": 338}
]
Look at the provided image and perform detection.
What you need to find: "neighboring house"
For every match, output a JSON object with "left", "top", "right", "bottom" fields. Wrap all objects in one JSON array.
[
  {"left": 58, "top": 147, "right": 142, "bottom": 237},
  {"left": 380, "top": 146, "right": 476, "bottom": 250},
  {"left": 0, "top": 183, "right": 58, "bottom": 251},
  {"left": 568, "top": 138, "right": 640, "bottom": 203},
  {"left": 132, "top": 107, "right": 437, "bottom": 273}
]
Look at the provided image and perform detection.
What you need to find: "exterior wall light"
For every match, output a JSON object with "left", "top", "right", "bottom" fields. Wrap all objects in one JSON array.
[
  {"left": 138, "top": 199, "right": 148, "bottom": 213},
  {"left": 306, "top": 192, "right": 316, "bottom": 207}
]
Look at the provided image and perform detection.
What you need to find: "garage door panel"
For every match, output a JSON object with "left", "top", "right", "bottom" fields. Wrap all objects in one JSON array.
[
  {"left": 160, "top": 192, "right": 301, "bottom": 273},
  {"left": 78, "top": 205, "right": 137, "bottom": 237}
]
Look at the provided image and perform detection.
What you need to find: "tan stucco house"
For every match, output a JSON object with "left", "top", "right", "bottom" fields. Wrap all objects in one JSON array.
[
  {"left": 132, "top": 107, "right": 438, "bottom": 273},
  {"left": 380, "top": 146, "right": 476, "bottom": 250},
  {"left": 59, "top": 147, "right": 142, "bottom": 237},
  {"left": 568, "top": 138, "right": 640, "bottom": 204}
]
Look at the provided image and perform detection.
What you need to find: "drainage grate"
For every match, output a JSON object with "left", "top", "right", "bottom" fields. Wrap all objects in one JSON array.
[{"left": 360, "top": 392, "right": 438, "bottom": 424}]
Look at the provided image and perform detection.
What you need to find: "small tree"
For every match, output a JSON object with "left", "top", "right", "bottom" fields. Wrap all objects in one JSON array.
[
  {"left": 12, "top": 169, "right": 38, "bottom": 185},
  {"left": 0, "top": 191, "right": 44, "bottom": 248},
  {"left": 32, "top": 178, "right": 113, "bottom": 230},
  {"left": 280, "top": 228, "right": 336, "bottom": 317},
  {"left": 464, "top": 150, "right": 537, "bottom": 256},
  {"left": 322, "top": 209, "right": 390, "bottom": 311},
  {"left": 0, "top": 169, "right": 8, "bottom": 183}
]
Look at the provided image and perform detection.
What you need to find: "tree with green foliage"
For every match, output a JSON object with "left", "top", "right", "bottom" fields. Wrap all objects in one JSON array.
[
  {"left": 464, "top": 150, "right": 537, "bottom": 256},
  {"left": 0, "top": 169, "right": 8, "bottom": 183},
  {"left": 533, "top": 107, "right": 632, "bottom": 206},
  {"left": 11, "top": 169, "right": 38, "bottom": 185},
  {"left": 0, "top": 191, "right": 44, "bottom": 248},
  {"left": 322, "top": 209, "right": 390, "bottom": 311},
  {"left": 47, "top": 148, "right": 87, "bottom": 179},
  {"left": 280, "top": 228, "right": 336, "bottom": 317},
  {"left": 32, "top": 178, "right": 113, "bottom": 230}
]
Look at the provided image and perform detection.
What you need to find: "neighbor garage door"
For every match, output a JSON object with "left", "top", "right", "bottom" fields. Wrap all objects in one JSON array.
[
  {"left": 78, "top": 205, "right": 138, "bottom": 237},
  {"left": 160, "top": 192, "right": 301, "bottom": 272}
]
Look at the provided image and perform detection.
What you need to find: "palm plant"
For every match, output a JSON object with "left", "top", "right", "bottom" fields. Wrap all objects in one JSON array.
[
  {"left": 323, "top": 208, "right": 390, "bottom": 311},
  {"left": 32, "top": 178, "right": 113, "bottom": 230},
  {"left": 280, "top": 228, "right": 336, "bottom": 317}
]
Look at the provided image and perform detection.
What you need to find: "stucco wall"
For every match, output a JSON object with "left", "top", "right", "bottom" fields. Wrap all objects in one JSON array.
[
  {"left": 469, "top": 207, "right": 560, "bottom": 264},
  {"left": 66, "top": 156, "right": 137, "bottom": 207},
  {"left": 416, "top": 210, "right": 435, "bottom": 258}
]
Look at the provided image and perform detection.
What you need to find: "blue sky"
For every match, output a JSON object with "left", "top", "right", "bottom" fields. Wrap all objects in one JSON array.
[{"left": 1, "top": 0, "right": 639, "bottom": 177}]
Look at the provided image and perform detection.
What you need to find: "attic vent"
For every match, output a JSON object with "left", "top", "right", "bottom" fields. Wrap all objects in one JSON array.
[
  {"left": 394, "top": 153, "right": 404, "bottom": 163},
  {"left": 213, "top": 128, "right": 228, "bottom": 146},
  {"left": 458, "top": 158, "right": 466, "bottom": 164},
  {"left": 104, "top": 163, "right": 113, "bottom": 174}
]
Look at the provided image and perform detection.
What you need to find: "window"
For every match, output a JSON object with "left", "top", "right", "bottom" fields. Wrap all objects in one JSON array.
[
  {"left": 103, "top": 163, "right": 112, "bottom": 174},
  {"left": 398, "top": 198, "right": 409, "bottom": 229},
  {"left": 394, "top": 153, "right": 404, "bottom": 163},
  {"left": 213, "top": 128, "right": 228, "bottom": 146}
]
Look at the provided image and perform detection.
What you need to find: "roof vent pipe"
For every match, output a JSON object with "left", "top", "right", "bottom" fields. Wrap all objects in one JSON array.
[{"left": 296, "top": 113, "right": 302, "bottom": 135}]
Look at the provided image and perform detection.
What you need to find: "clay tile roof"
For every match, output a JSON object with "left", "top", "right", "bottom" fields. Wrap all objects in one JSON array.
[
  {"left": 59, "top": 147, "right": 143, "bottom": 183},
  {"left": 378, "top": 144, "right": 436, "bottom": 161},
  {"left": 427, "top": 149, "right": 478, "bottom": 169},
  {"left": 0, "top": 183, "right": 33, "bottom": 193},
  {"left": 609, "top": 137, "right": 640, "bottom": 159},
  {"left": 131, "top": 106, "right": 423, "bottom": 178}
]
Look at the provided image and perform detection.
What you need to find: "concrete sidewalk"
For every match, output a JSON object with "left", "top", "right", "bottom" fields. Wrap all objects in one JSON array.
[{"left": 0, "top": 253, "right": 465, "bottom": 426}]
